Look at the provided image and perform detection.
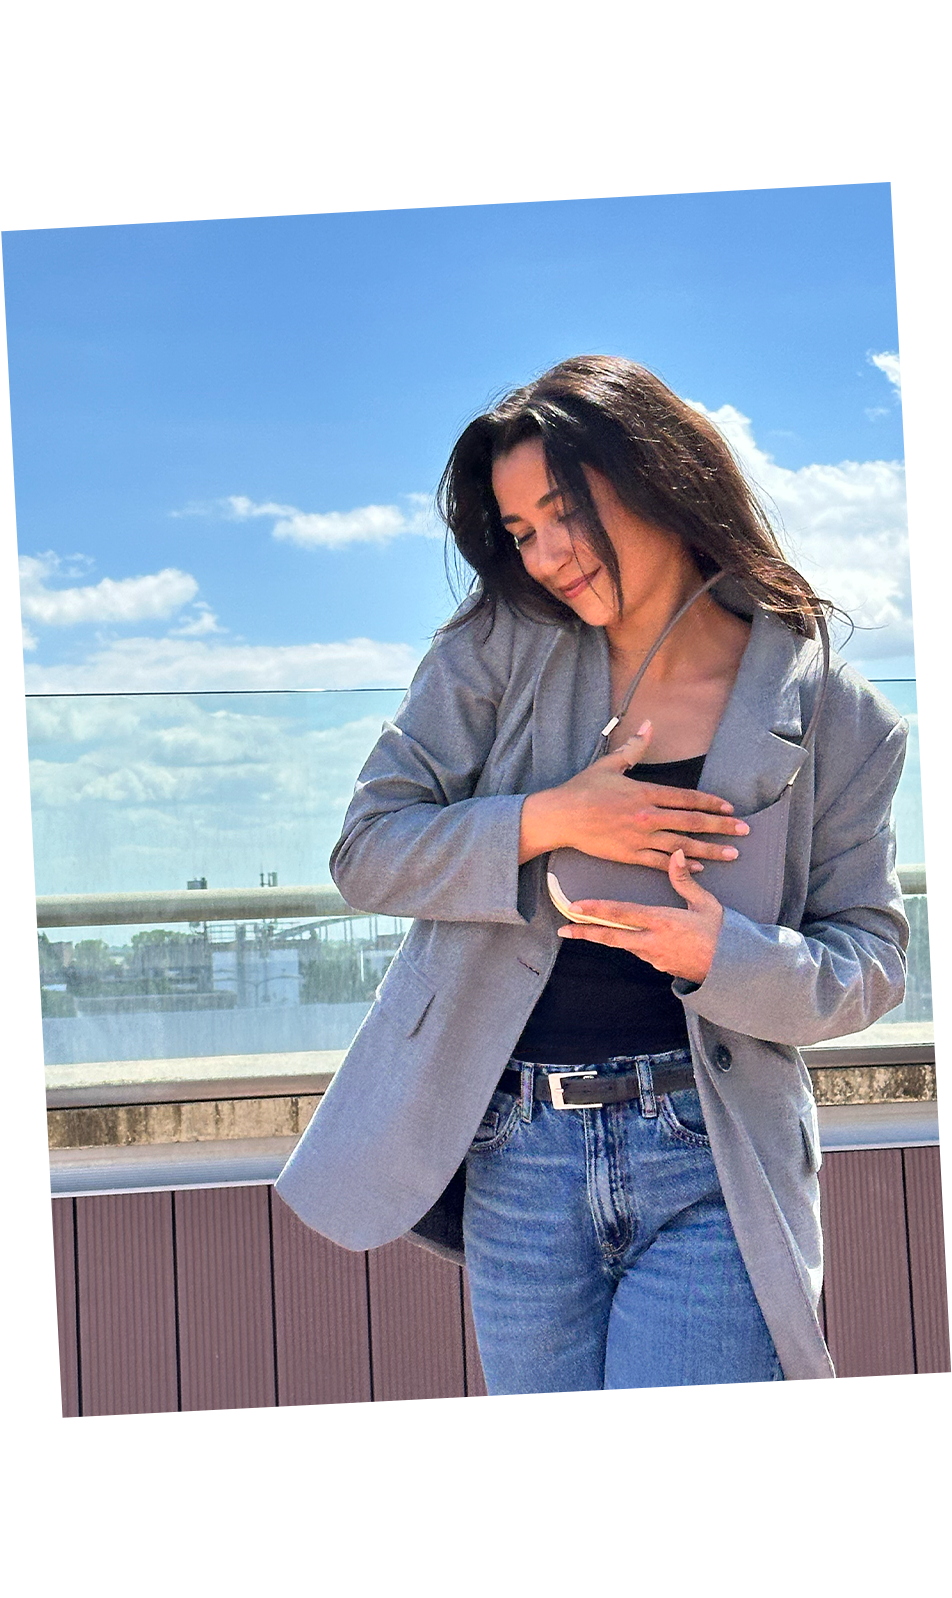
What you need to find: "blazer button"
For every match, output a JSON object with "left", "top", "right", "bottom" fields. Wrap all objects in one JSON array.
[{"left": 713, "top": 1044, "right": 733, "bottom": 1072}]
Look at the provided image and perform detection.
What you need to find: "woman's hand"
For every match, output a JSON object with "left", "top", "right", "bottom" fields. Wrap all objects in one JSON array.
[
  {"left": 518, "top": 719, "right": 749, "bottom": 867},
  {"left": 556, "top": 848, "right": 725, "bottom": 983}
]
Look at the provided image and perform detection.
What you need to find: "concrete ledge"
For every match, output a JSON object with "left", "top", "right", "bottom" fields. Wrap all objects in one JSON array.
[
  {"left": 3, "top": 1048, "right": 346, "bottom": 1112},
  {"left": 44, "top": 1025, "right": 937, "bottom": 1112}
]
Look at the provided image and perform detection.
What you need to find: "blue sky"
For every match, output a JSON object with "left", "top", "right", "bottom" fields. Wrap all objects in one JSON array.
[{"left": 4, "top": 183, "right": 910, "bottom": 693}]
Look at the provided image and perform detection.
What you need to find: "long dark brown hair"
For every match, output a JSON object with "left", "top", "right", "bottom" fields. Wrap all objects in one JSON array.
[{"left": 438, "top": 355, "right": 834, "bottom": 638}]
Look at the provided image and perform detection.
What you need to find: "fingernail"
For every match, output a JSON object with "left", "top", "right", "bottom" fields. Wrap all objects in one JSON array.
[
  {"left": 689, "top": 862, "right": 704, "bottom": 873},
  {"left": 719, "top": 802, "right": 734, "bottom": 813},
  {"left": 734, "top": 821, "right": 749, "bottom": 835},
  {"left": 722, "top": 847, "right": 739, "bottom": 859},
  {"left": 636, "top": 719, "right": 651, "bottom": 736}
]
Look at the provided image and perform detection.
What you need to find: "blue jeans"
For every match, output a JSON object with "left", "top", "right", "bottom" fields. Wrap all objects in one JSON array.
[{"left": 463, "top": 1048, "right": 784, "bottom": 1394}]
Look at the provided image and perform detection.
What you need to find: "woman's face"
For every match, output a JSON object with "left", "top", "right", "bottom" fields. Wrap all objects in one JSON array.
[{"left": 491, "top": 437, "right": 685, "bottom": 628}]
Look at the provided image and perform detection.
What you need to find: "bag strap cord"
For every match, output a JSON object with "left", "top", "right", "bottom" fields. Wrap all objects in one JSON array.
[{"left": 800, "top": 612, "right": 831, "bottom": 754}]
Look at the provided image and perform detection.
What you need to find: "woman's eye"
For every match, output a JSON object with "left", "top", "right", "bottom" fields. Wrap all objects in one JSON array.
[{"left": 512, "top": 531, "right": 534, "bottom": 550}]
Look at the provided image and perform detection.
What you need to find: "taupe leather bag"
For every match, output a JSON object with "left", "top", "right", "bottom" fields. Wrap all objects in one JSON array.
[{"left": 547, "top": 575, "right": 831, "bottom": 929}]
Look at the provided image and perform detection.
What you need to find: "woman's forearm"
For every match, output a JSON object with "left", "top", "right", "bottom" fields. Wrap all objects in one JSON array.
[
  {"left": 518, "top": 787, "right": 572, "bottom": 863},
  {"left": 332, "top": 794, "right": 531, "bottom": 923}
]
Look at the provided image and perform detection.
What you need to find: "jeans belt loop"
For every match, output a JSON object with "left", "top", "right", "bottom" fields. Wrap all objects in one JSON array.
[
  {"left": 634, "top": 1056, "right": 658, "bottom": 1118},
  {"left": 519, "top": 1061, "right": 534, "bottom": 1122}
]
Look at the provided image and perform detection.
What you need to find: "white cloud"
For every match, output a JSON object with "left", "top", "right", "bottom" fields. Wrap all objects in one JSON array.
[
  {"left": 170, "top": 603, "right": 226, "bottom": 637},
  {"left": 28, "top": 703, "right": 386, "bottom": 805},
  {"left": 272, "top": 503, "right": 409, "bottom": 549},
  {"left": 689, "top": 403, "right": 909, "bottom": 660},
  {"left": 23, "top": 634, "right": 423, "bottom": 693},
  {"left": 22, "top": 622, "right": 38, "bottom": 651},
  {"left": 180, "top": 491, "right": 440, "bottom": 549},
  {"left": 19, "top": 552, "right": 198, "bottom": 627},
  {"left": 868, "top": 353, "right": 952, "bottom": 399}
]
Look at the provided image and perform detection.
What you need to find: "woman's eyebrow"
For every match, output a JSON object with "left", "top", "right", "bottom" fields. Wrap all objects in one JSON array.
[{"left": 500, "top": 488, "right": 563, "bottom": 526}]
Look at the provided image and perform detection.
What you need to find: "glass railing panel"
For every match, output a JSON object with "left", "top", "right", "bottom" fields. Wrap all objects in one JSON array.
[
  {"left": 29, "top": 679, "right": 933, "bottom": 1088},
  {"left": 868, "top": 677, "right": 945, "bottom": 1035},
  {"left": 875, "top": 677, "right": 945, "bottom": 875},
  {"left": 27, "top": 689, "right": 406, "bottom": 896},
  {"left": 40, "top": 911, "right": 411, "bottom": 1094}
]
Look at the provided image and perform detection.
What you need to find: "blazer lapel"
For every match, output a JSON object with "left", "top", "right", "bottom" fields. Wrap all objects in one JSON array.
[
  {"left": 700, "top": 605, "right": 812, "bottom": 815},
  {"left": 530, "top": 622, "right": 611, "bottom": 791}
]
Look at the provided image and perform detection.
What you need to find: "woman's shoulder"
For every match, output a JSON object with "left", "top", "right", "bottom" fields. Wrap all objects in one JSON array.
[
  {"left": 820, "top": 644, "right": 906, "bottom": 734},
  {"left": 795, "top": 628, "right": 908, "bottom": 779},
  {"left": 425, "top": 595, "right": 569, "bottom": 682},
  {"left": 752, "top": 605, "right": 905, "bottom": 745}
]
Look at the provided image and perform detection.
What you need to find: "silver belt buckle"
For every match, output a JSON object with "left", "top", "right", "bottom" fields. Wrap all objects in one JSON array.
[{"left": 547, "top": 1068, "right": 601, "bottom": 1110}]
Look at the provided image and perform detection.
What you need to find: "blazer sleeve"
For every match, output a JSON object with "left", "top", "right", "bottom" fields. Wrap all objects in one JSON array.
[
  {"left": 329, "top": 613, "right": 530, "bottom": 924},
  {"left": 674, "top": 716, "right": 910, "bottom": 1046}
]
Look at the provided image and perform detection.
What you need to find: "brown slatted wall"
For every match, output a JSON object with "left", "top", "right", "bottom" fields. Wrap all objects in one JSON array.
[
  {"left": 939, "top": 1150, "right": 945, "bottom": 1310},
  {"left": 367, "top": 1238, "right": 466, "bottom": 1401},
  {"left": 0, "top": 1201, "right": 64, "bottom": 1419},
  {"left": 175, "top": 1187, "right": 276, "bottom": 1411},
  {"left": 462, "top": 1269, "right": 487, "bottom": 1397},
  {"left": 819, "top": 1149, "right": 915, "bottom": 1377},
  {"left": 271, "top": 1191, "right": 373, "bottom": 1405},
  {"left": 902, "top": 1147, "right": 951, "bottom": 1373},
  {"left": 51, "top": 1198, "right": 81, "bottom": 1417},
  {"left": 75, "top": 1191, "right": 179, "bottom": 1416},
  {"left": 48, "top": 1141, "right": 947, "bottom": 1415}
]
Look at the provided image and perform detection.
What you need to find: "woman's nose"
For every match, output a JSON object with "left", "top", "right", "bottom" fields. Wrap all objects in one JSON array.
[{"left": 530, "top": 523, "right": 575, "bottom": 579}]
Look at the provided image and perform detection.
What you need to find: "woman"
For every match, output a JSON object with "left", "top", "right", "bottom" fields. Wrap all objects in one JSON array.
[{"left": 275, "top": 356, "right": 908, "bottom": 1389}]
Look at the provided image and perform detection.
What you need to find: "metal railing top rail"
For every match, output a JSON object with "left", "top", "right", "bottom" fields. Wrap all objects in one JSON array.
[
  {"left": 36, "top": 885, "right": 353, "bottom": 928},
  {"left": 36, "top": 864, "right": 927, "bottom": 929}
]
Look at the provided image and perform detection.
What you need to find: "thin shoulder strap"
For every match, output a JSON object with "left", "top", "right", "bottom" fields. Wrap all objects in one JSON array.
[{"left": 596, "top": 570, "right": 724, "bottom": 750}]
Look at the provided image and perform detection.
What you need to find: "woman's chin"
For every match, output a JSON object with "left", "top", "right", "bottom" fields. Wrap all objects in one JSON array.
[{"left": 557, "top": 590, "right": 616, "bottom": 627}]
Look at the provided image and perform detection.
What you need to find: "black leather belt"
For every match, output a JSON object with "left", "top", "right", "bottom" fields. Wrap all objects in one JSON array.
[{"left": 498, "top": 1063, "right": 695, "bottom": 1110}]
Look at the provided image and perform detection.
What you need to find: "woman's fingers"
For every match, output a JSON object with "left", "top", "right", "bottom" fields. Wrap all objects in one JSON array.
[
  {"left": 559, "top": 853, "right": 725, "bottom": 982},
  {"left": 637, "top": 783, "right": 735, "bottom": 815},
  {"left": 558, "top": 922, "right": 652, "bottom": 952},
  {"left": 628, "top": 848, "right": 705, "bottom": 872},
  {"left": 667, "top": 847, "right": 720, "bottom": 907},
  {"left": 596, "top": 720, "right": 654, "bottom": 772},
  {"left": 645, "top": 830, "right": 741, "bottom": 862},
  {"left": 555, "top": 742, "right": 744, "bottom": 865},
  {"left": 637, "top": 804, "right": 749, "bottom": 837},
  {"left": 564, "top": 898, "right": 668, "bottom": 930}
]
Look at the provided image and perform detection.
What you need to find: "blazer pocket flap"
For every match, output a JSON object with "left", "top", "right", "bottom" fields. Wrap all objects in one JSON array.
[
  {"left": 800, "top": 1109, "right": 822, "bottom": 1173},
  {"left": 375, "top": 957, "right": 435, "bottom": 1038}
]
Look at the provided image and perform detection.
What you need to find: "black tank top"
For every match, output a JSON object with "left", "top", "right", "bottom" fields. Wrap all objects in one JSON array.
[{"left": 513, "top": 753, "right": 706, "bottom": 1064}]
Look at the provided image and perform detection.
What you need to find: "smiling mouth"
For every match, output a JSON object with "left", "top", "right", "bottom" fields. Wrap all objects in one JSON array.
[{"left": 559, "top": 567, "right": 601, "bottom": 600}]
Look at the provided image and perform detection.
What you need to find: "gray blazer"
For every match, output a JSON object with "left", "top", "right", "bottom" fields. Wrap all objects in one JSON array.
[{"left": 275, "top": 584, "right": 908, "bottom": 1381}]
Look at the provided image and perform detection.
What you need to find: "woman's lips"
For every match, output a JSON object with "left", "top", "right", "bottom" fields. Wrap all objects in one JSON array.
[{"left": 559, "top": 567, "right": 601, "bottom": 600}]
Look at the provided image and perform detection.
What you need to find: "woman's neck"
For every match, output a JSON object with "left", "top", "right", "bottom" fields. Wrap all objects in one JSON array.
[{"left": 605, "top": 561, "right": 711, "bottom": 678}]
